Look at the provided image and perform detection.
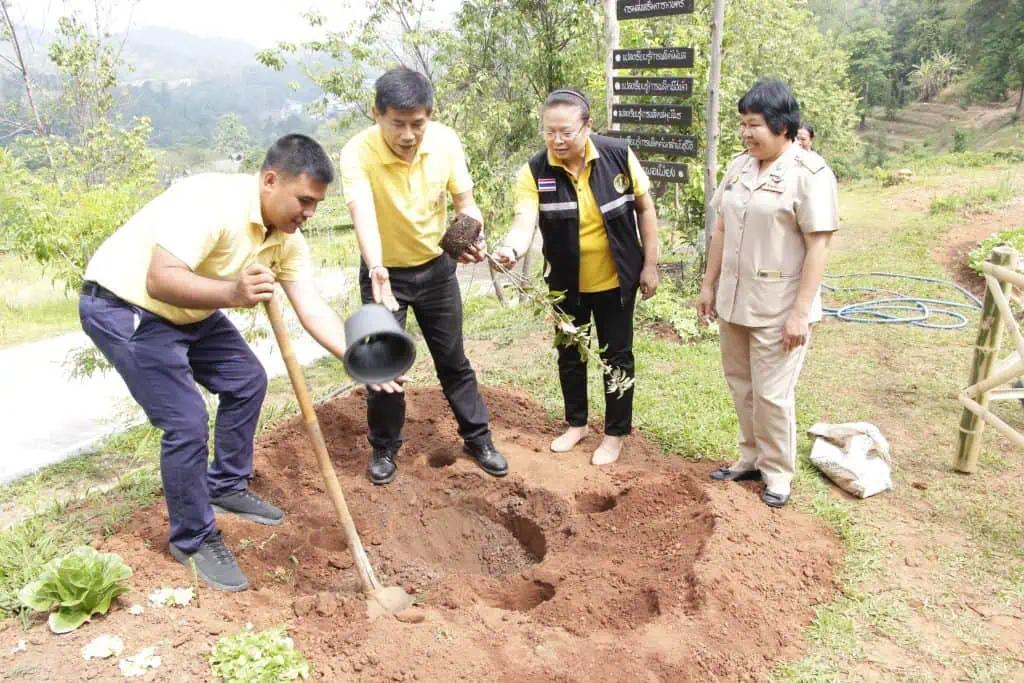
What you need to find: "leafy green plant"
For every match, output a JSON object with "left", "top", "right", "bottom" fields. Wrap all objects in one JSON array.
[
  {"left": 210, "top": 624, "right": 310, "bottom": 682},
  {"left": 18, "top": 546, "right": 132, "bottom": 634},
  {"left": 968, "top": 228, "right": 1024, "bottom": 274},
  {"left": 636, "top": 279, "right": 720, "bottom": 343},
  {"left": 929, "top": 179, "right": 1013, "bottom": 215},
  {"left": 487, "top": 256, "right": 634, "bottom": 397}
]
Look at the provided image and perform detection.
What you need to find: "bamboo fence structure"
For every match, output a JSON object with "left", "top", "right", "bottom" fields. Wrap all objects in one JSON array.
[{"left": 955, "top": 246, "right": 1023, "bottom": 473}]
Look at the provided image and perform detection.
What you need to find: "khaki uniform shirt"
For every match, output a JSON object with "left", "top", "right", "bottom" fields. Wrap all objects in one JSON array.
[{"left": 710, "top": 144, "right": 838, "bottom": 327}]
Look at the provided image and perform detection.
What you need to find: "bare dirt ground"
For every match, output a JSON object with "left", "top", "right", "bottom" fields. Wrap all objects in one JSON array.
[{"left": 1, "top": 387, "right": 841, "bottom": 682}]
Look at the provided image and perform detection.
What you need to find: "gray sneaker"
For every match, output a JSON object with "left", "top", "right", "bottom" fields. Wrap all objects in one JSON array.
[
  {"left": 210, "top": 488, "right": 285, "bottom": 525},
  {"left": 169, "top": 529, "right": 248, "bottom": 592}
]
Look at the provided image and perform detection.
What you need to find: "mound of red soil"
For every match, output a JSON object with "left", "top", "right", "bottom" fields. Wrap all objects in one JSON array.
[{"left": 8, "top": 388, "right": 841, "bottom": 682}]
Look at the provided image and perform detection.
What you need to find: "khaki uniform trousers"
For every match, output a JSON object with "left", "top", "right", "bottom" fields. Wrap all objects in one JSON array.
[{"left": 719, "top": 320, "right": 810, "bottom": 495}]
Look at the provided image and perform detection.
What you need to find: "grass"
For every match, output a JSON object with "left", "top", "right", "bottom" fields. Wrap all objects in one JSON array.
[
  {"left": 0, "top": 153, "right": 1021, "bottom": 679},
  {"left": 0, "top": 256, "right": 79, "bottom": 347},
  {"left": 929, "top": 177, "right": 1016, "bottom": 215}
]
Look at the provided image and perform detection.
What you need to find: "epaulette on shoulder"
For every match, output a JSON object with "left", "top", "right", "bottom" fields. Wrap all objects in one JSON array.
[{"left": 795, "top": 151, "right": 827, "bottom": 173}]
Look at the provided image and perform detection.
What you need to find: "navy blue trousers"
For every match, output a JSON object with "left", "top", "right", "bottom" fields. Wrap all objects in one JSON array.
[{"left": 79, "top": 290, "right": 267, "bottom": 554}]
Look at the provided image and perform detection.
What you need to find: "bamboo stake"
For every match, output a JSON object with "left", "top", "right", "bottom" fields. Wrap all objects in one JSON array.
[
  {"left": 982, "top": 262, "right": 1024, "bottom": 289},
  {"left": 964, "top": 358, "right": 1024, "bottom": 400},
  {"left": 955, "top": 246, "right": 1019, "bottom": 473},
  {"left": 958, "top": 394, "right": 1024, "bottom": 449},
  {"left": 983, "top": 273, "right": 1024, "bottom": 361}
]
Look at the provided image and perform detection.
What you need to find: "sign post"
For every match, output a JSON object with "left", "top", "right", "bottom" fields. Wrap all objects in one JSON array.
[{"left": 607, "top": 5, "right": 696, "bottom": 185}]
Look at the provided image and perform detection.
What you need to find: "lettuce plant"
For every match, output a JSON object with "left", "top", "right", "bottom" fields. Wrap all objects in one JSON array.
[{"left": 18, "top": 545, "right": 133, "bottom": 634}]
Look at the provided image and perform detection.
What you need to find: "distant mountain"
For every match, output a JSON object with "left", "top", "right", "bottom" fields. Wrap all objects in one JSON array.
[
  {"left": 1, "top": 25, "right": 331, "bottom": 148},
  {"left": 120, "top": 26, "right": 265, "bottom": 83}
]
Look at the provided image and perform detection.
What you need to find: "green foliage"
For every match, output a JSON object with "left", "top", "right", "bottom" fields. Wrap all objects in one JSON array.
[
  {"left": 18, "top": 545, "right": 132, "bottom": 634},
  {"left": 843, "top": 19, "right": 895, "bottom": 124},
  {"left": 636, "top": 277, "right": 719, "bottom": 343},
  {"left": 212, "top": 113, "right": 255, "bottom": 156},
  {"left": 953, "top": 126, "right": 970, "bottom": 153},
  {"left": 0, "top": 11, "right": 159, "bottom": 293},
  {"left": 210, "top": 624, "right": 310, "bottom": 682},
  {"left": 909, "top": 50, "right": 961, "bottom": 102},
  {"left": 963, "top": 0, "right": 1024, "bottom": 107},
  {"left": 929, "top": 178, "right": 1014, "bottom": 215},
  {"left": 969, "top": 228, "right": 1024, "bottom": 274},
  {"left": 623, "top": 0, "right": 860, "bottom": 184}
]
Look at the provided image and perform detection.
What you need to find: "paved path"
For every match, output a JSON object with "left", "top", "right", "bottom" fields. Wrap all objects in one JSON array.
[{"left": 0, "top": 269, "right": 352, "bottom": 485}]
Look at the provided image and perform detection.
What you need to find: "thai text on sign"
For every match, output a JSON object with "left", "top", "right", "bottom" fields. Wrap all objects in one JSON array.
[
  {"left": 612, "top": 77, "right": 693, "bottom": 97},
  {"left": 638, "top": 161, "right": 689, "bottom": 183},
  {"left": 612, "top": 47, "right": 694, "bottom": 70},
  {"left": 605, "top": 130, "right": 698, "bottom": 157},
  {"left": 612, "top": 104, "right": 692, "bottom": 127},
  {"left": 617, "top": 0, "right": 694, "bottom": 20}
]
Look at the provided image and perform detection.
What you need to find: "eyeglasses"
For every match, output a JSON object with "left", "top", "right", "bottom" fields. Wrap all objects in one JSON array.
[{"left": 541, "top": 123, "right": 587, "bottom": 142}]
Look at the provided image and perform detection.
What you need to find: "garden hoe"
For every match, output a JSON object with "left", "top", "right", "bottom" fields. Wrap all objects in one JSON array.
[{"left": 263, "top": 296, "right": 415, "bottom": 617}]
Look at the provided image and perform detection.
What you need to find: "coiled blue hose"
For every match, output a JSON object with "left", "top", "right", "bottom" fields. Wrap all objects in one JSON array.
[{"left": 821, "top": 272, "right": 984, "bottom": 330}]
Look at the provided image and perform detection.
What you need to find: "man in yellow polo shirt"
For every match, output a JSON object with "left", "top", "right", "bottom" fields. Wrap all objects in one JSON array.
[
  {"left": 80, "top": 135, "right": 349, "bottom": 592},
  {"left": 340, "top": 67, "right": 508, "bottom": 485}
]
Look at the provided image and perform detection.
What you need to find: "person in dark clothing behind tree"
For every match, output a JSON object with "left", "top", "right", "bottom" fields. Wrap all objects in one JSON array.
[{"left": 495, "top": 88, "right": 660, "bottom": 466}]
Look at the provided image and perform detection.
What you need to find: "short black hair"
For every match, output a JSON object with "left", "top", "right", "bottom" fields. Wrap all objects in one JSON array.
[
  {"left": 261, "top": 134, "right": 334, "bottom": 184},
  {"left": 542, "top": 88, "right": 591, "bottom": 122},
  {"left": 374, "top": 67, "right": 433, "bottom": 114},
  {"left": 737, "top": 80, "right": 800, "bottom": 140},
  {"left": 799, "top": 123, "right": 815, "bottom": 139}
]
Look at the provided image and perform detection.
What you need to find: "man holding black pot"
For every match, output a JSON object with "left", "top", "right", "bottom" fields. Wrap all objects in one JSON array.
[{"left": 339, "top": 67, "right": 508, "bottom": 485}]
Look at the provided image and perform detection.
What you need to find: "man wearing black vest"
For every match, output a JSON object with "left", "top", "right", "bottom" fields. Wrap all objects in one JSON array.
[{"left": 496, "top": 88, "right": 659, "bottom": 466}]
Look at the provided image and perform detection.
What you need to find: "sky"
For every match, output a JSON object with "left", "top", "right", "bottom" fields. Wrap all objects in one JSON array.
[{"left": 13, "top": 0, "right": 462, "bottom": 48}]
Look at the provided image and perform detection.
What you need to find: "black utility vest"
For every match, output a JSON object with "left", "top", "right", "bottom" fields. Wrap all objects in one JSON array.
[{"left": 528, "top": 134, "right": 643, "bottom": 306}]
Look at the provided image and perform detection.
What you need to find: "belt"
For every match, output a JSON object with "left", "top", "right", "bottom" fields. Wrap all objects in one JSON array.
[{"left": 80, "top": 281, "right": 124, "bottom": 303}]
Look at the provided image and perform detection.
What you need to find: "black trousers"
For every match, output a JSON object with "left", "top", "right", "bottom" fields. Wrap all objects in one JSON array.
[
  {"left": 359, "top": 253, "right": 491, "bottom": 451},
  {"left": 556, "top": 287, "right": 636, "bottom": 436}
]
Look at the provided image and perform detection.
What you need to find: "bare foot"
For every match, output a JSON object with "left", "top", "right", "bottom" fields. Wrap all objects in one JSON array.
[
  {"left": 591, "top": 435, "right": 624, "bottom": 466},
  {"left": 551, "top": 425, "right": 589, "bottom": 453}
]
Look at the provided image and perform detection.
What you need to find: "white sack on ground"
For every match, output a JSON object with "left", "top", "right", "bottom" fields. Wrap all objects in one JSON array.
[{"left": 807, "top": 422, "right": 893, "bottom": 499}]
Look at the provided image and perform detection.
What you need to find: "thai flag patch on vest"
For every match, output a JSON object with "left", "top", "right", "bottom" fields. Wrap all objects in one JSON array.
[{"left": 538, "top": 177, "right": 557, "bottom": 192}]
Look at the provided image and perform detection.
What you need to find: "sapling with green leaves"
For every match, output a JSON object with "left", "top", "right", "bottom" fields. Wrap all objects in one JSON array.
[{"left": 441, "top": 214, "right": 634, "bottom": 398}]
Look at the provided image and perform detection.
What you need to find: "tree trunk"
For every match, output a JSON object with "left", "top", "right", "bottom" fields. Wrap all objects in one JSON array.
[
  {"left": 702, "top": 0, "right": 726, "bottom": 259},
  {"left": 1016, "top": 84, "right": 1023, "bottom": 117},
  {"left": 604, "top": 0, "right": 619, "bottom": 129},
  {"left": 0, "top": 1, "right": 54, "bottom": 174},
  {"left": 0, "top": 3, "right": 43, "bottom": 136}
]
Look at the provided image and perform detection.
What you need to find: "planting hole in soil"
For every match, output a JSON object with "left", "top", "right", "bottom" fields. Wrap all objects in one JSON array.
[{"left": 33, "top": 387, "right": 841, "bottom": 682}]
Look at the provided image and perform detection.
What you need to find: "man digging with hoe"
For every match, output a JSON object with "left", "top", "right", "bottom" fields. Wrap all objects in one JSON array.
[{"left": 80, "top": 135, "right": 352, "bottom": 592}]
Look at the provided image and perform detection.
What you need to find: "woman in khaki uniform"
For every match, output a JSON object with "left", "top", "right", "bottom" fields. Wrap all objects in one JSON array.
[{"left": 697, "top": 80, "right": 838, "bottom": 508}]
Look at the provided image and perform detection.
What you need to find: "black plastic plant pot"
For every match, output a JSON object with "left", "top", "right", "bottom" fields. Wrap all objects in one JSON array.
[{"left": 342, "top": 303, "right": 416, "bottom": 384}]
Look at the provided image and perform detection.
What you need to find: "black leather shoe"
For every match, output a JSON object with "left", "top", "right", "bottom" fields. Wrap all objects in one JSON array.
[
  {"left": 709, "top": 466, "right": 762, "bottom": 482},
  {"left": 761, "top": 489, "right": 791, "bottom": 508},
  {"left": 463, "top": 442, "right": 509, "bottom": 477},
  {"left": 369, "top": 448, "right": 397, "bottom": 485}
]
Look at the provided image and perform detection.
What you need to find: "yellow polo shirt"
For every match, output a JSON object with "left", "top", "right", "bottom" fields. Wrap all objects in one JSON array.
[
  {"left": 513, "top": 140, "right": 650, "bottom": 293},
  {"left": 84, "top": 173, "right": 311, "bottom": 325},
  {"left": 339, "top": 121, "right": 474, "bottom": 267}
]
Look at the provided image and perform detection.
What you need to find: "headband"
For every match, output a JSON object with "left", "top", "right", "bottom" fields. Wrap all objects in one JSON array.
[{"left": 550, "top": 89, "right": 590, "bottom": 107}]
